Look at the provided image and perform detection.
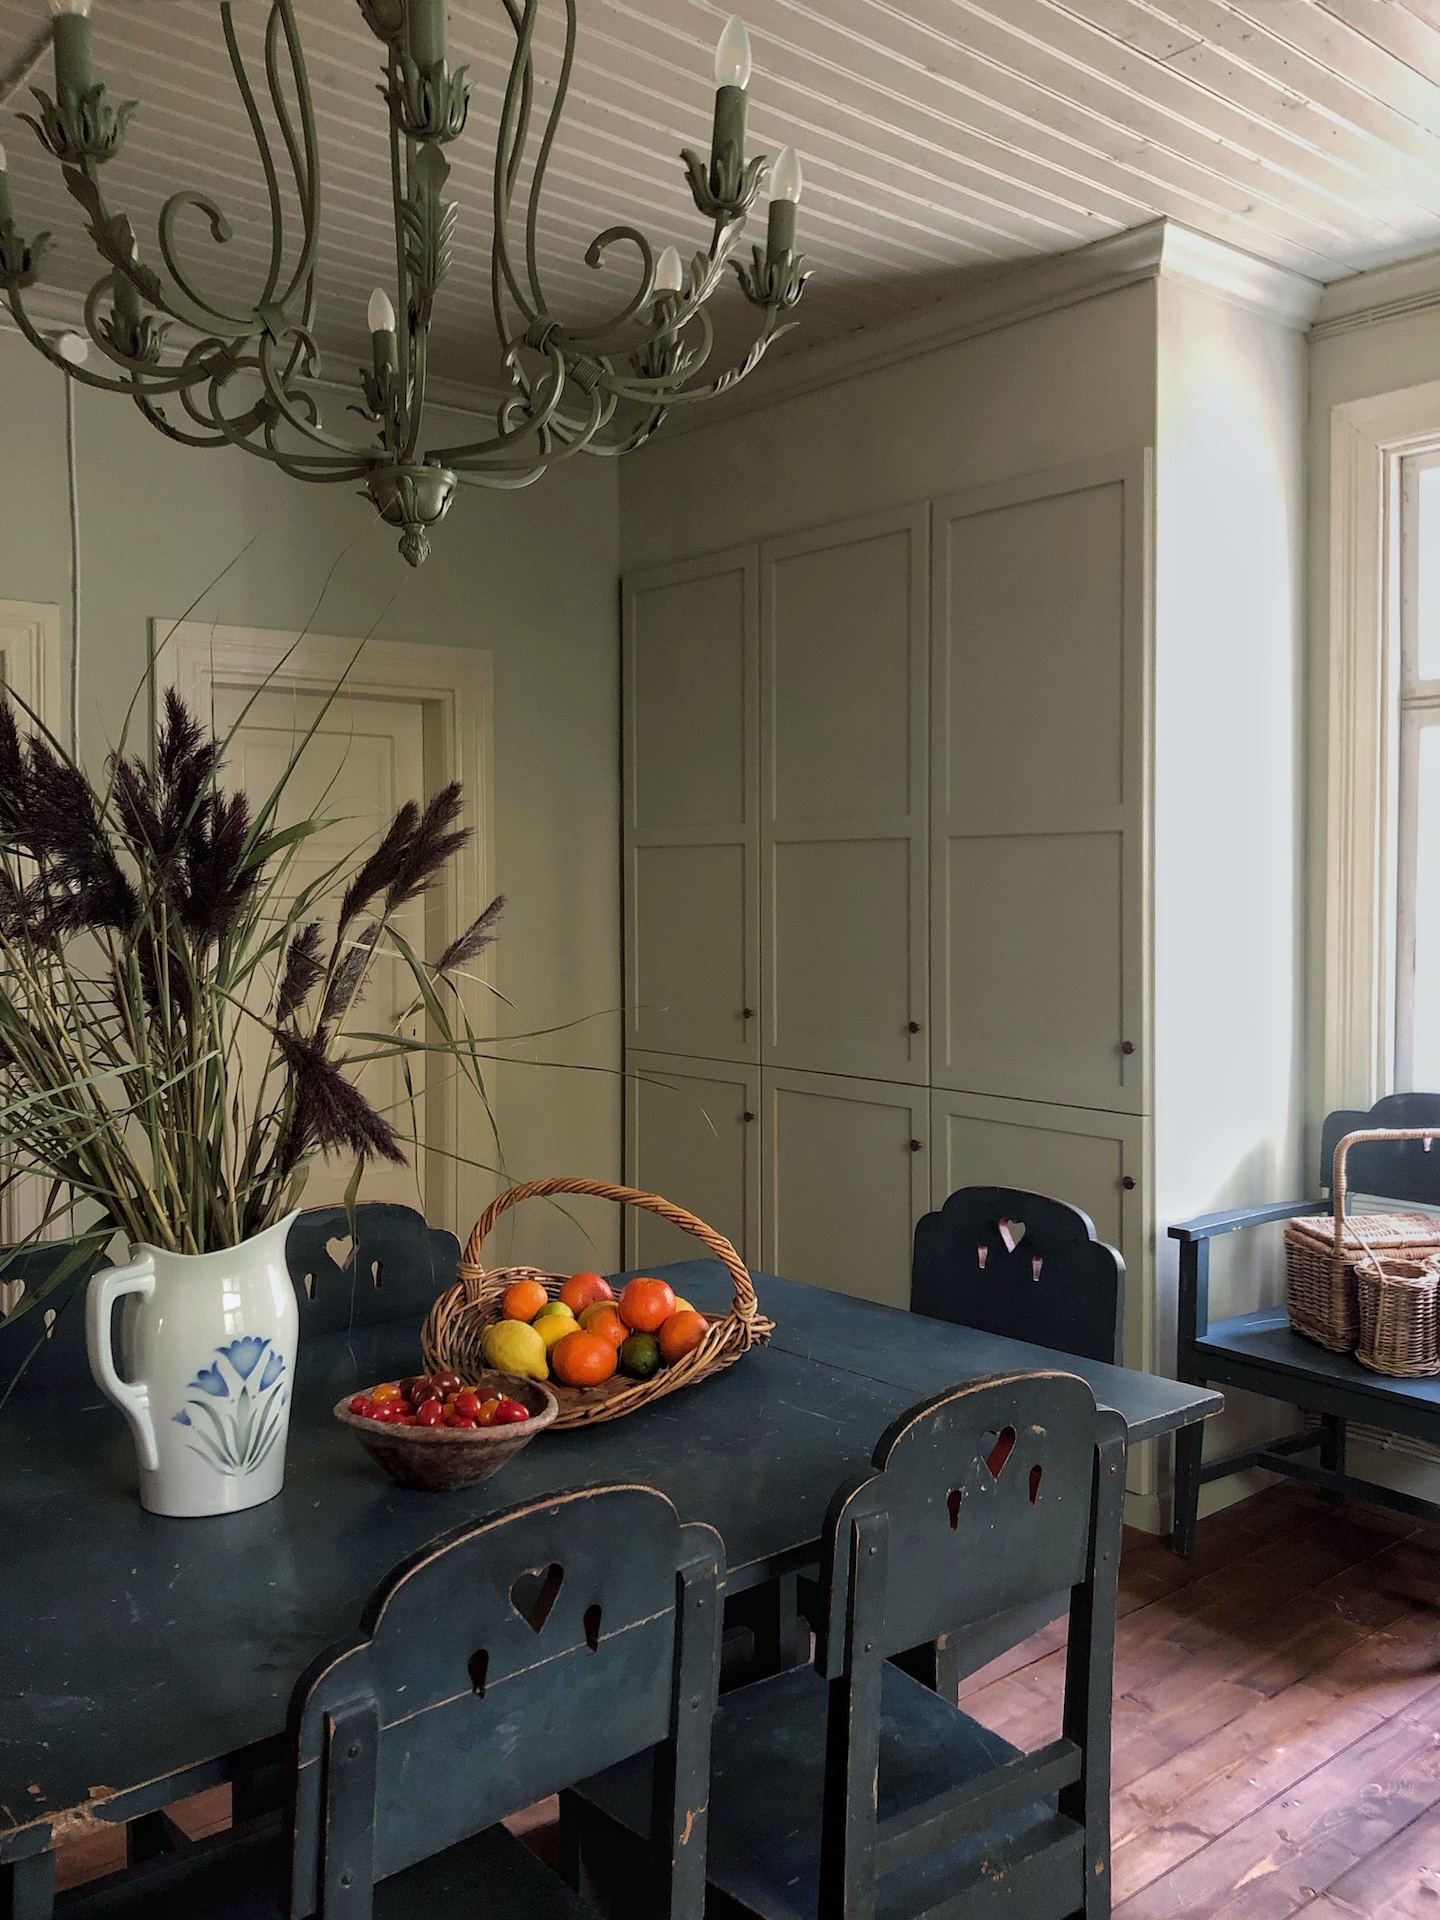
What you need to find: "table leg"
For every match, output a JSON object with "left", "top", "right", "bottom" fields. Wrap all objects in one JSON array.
[
  {"left": 1172, "top": 1420, "right": 1203, "bottom": 1559},
  {"left": 2, "top": 1851, "right": 55, "bottom": 1920},
  {"left": 1319, "top": 1415, "right": 1347, "bottom": 1500}
]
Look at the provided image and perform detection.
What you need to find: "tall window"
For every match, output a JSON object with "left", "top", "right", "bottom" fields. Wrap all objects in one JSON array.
[{"left": 1396, "top": 452, "right": 1440, "bottom": 1091}]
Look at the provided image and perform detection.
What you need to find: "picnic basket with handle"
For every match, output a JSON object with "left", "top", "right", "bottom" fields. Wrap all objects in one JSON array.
[
  {"left": 422, "top": 1177, "right": 774, "bottom": 1430},
  {"left": 1286, "top": 1128, "right": 1440, "bottom": 1353},
  {"left": 1355, "top": 1251, "right": 1440, "bottom": 1378}
]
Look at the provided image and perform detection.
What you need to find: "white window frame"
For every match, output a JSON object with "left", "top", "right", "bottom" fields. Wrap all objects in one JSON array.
[
  {"left": 1324, "top": 379, "right": 1440, "bottom": 1112},
  {"left": 1393, "top": 451, "right": 1440, "bottom": 1090}
]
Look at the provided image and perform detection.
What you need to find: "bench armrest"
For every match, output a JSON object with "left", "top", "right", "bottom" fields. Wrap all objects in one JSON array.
[{"left": 1170, "top": 1199, "right": 1325, "bottom": 1243}]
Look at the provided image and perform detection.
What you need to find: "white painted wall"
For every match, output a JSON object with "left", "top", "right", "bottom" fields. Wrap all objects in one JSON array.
[
  {"left": 1153, "top": 275, "right": 1309, "bottom": 1504},
  {"left": 0, "top": 325, "right": 624, "bottom": 1273}
]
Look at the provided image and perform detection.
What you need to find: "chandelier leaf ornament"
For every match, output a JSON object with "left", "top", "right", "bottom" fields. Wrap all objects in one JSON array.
[{"left": 0, "top": 1, "right": 811, "bottom": 565}]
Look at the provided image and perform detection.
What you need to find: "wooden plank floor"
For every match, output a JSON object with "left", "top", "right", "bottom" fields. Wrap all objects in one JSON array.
[
  {"left": 52, "top": 1484, "right": 1440, "bottom": 1913},
  {"left": 961, "top": 1482, "right": 1440, "bottom": 1918}
]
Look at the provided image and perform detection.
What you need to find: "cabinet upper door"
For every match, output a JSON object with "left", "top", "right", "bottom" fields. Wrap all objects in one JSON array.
[
  {"left": 761, "top": 507, "right": 928, "bottom": 1084},
  {"left": 932, "top": 455, "right": 1148, "bottom": 1113},
  {"left": 762, "top": 1067, "right": 929, "bottom": 1310},
  {"left": 625, "top": 1052, "right": 760, "bottom": 1271},
  {"left": 624, "top": 549, "right": 760, "bottom": 1063}
]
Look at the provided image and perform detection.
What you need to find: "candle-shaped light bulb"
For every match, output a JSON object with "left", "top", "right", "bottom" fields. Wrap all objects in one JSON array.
[
  {"left": 48, "top": 0, "right": 93, "bottom": 16},
  {"left": 770, "top": 145, "right": 803, "bottom": 203},
  {"left": 0, "top": 144, "right": 10, "bottom": 228},
  {"left": 367, "top": 287, "right": 397, "bottom": 335},
  {"left": 654, "top": 246, "right": 684, "bottom": 296},
  {"left": 766, "top": 148, "right": 802, "bottom": 261},
  {"left": 714, "top": 15, "right": 751, "bottom": 88}
]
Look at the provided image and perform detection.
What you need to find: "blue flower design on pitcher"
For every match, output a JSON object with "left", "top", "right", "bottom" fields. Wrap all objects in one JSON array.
[{"left": 173, "top": 1336, "right": 289, "bottom": 1477}]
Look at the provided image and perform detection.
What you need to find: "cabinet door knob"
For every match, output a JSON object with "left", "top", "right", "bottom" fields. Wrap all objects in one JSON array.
[
  {"left": 1120, "top": 1040, "right": 1135, "bottom": 1056},
  {"left": 741, "top": 1007, "right": 754, "bottom": 1021},
  {"left": 907, "top": 1021, "right": 922, "bottom": 1034},
  {"left": 909, "top": 1138, "right": 923, "bottom": 1152},
  {"left": 1122, "top": 1175, "right": 1136, "bottom": 1190},
  {"left": 742, "top": 1110, "right": 755, "bottom": 1123}
]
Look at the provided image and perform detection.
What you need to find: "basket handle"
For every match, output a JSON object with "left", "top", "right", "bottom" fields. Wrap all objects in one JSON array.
[
  {"left": 459, "top": 1178, "right": 759, "bottom": 1325},
  {"left": 1331, "top": 1128, "right": 1440, "bottom": 1275}
]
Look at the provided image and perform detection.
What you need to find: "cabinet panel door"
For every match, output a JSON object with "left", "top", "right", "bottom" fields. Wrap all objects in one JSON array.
[
  {"left": 762, "top": 509, "right": 928, "bottom": 1084},
  {"left": 933, "top": 457, "right": 1147, "bottom": 1111},
  {"left": 762, "top": 1068, "right": 928, "bottom": 1309},
  {"left": 931, "top": 1088, "right": 1148, "bottom": 1372},
  {"left": 625, "top": 1052, "right": 760, "bottom": 1270},
  {"left": 624, "top": 549, "right": 759, "bottom": 1062}
]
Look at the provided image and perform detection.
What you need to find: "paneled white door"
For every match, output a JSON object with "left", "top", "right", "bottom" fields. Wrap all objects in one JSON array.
[{"left": 213, "top": 682, "right": 430, "bottom": 1212}]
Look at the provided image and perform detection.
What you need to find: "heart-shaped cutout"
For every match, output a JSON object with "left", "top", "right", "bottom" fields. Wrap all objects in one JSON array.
[
  {"left": 0, "top": 1277, "right": 24, "bottom": 1319},
  {"left": 510, "top": 1563, "right": 565, "bottom": 1634},
  {"left": 998, "top": 1219, "right": 1026, "bottom": 1254},
  {"left": 326, "top": 1234, "right": 356, "bottom": 1272},
  {"left": 982, "top": 1426, "right": 1016, "bottom": 1479}
]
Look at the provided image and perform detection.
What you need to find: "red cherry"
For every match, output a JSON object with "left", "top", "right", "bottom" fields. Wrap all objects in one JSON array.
[
  {"left": 348, "top": 1395, "right": 370, "bottom": 1415},
  {"left": 450, "top": 1417, "right": 478, "bottom": 1429},
  {"left": 415, "top": 1399, "right": 445, "bottom": 1428},
  {"left": 493, "top": 1398, "right": 530, "bottom": 1426},
  {"left": 454, "top": 1389, "right": 482, "bottom": 1420},
  {"left": 430, "top": 1371, "right": 464, "bottom": 1396},
  {"left": 411, "top": 1381, "right": 442, "bottom": 1405}
]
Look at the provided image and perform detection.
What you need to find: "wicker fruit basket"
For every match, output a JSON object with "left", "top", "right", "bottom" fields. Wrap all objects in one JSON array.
[
  {"left": 422, "top": 1177, "right": 774, "bottom": 1430},
  {"left": 1286, "top": 1127, "right": 1440, "bottom": 1353},
  {"left": 1355, "top": 1253, "right": 1440, "bottom": 1379}
]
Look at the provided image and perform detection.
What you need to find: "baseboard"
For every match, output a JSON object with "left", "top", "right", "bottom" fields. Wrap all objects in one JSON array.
[
  {"left": 1196, "top": 1465, "right": 1284, "bottom": 1523},
  {"left": 1123, "top": 1489, "right": 1168, "bottom": 1535},
  {"left": 1345, "top": 1431, "right": 1440, "bottom": 1508}
]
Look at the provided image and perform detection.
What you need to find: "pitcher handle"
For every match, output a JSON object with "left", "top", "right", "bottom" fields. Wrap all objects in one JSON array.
[{"left": 86, "top": 1254, "right": 159, "bottom": 1472}]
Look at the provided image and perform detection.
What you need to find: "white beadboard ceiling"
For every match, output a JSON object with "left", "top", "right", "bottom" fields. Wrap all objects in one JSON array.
[{"left": 3, "top": 0, "right": 1440, "bottom": 396}]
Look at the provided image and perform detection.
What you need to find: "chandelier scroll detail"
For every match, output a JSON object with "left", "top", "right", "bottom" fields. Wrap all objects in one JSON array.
[{"left": 0, "top": 0, "right": 810, "bottom": 565}]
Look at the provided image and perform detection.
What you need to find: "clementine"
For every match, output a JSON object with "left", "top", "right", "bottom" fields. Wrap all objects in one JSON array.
[
  {"left": 551, "top": 1329, "right": 618, "bottom": 1387},
  {"left": 560, "top": 1271, "right": 615, "bottom": 1315},
  {"left": 658, "top": 1309, "right": 709, "bottom": 1365},
  {"left": 619, "top": 1275, "right": 676, "bottom": 1333},
  {"left": 578, "top": 1302, "right": 629, "bottom": 1349},
  {"left": 502, "top": 1278, "right": 549, "bottom": 1322}
]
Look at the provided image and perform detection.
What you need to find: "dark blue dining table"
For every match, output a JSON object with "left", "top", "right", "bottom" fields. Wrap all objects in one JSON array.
[{"left": 0, "top": 1232, "right": 1219, "bottom": 1911}]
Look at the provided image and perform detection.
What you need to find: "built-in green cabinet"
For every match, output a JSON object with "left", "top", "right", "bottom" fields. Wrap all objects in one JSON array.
[{"left": 623, "top": 457, "right": 1150, "bottom": 1313}]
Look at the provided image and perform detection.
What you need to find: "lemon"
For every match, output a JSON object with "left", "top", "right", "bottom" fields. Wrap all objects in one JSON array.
[
  {"left": 535, "top": 1309, "right": 578, "bottom": 1354},
  {"left": 481, "top": 1319, "right": 548, "bottom": 1380},
  {"left": 672, "top": 1296, "right": 695, "bottom": 1315}
]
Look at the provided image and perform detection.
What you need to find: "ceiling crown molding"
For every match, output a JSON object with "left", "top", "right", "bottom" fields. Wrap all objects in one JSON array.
[
  {"left": 655, "top": 217, "right": 1321, "bottom": 439},
  {"left": 1311, "top": 248, "right": 1440, "bottom": 342}
]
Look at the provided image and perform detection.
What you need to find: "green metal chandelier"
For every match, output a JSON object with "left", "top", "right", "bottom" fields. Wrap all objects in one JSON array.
[{"left": 0, "top": 0, "right": 810, "bottom": 564}]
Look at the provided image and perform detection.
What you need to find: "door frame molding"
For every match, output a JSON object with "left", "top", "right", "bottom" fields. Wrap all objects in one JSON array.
[{"left": 153, "top": 620, "right": 496, "bottom": 1231}]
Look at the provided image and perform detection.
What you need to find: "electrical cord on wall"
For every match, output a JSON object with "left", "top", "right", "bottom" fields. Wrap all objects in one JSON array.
[{"left": 57, "top": 334, "right": 86, "bottom": 757}]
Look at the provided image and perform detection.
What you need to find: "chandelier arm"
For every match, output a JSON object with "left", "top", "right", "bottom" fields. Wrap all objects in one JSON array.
[
  {"left": 402, "top": 319, "right": 427, "bottom": 463},
  {"left": 4, "top": 285, "right": 175, "bottom": 395},
  {"left": 255, "top": 331, "right": 374, "bottom": 457},
  {"left": 384, "top": 110, "right": 411, "bottom": 404},
  {"left": 222, "top": 0, "right": 286, "bottom": 311},
  {"left": 430, "top": 340, "right": 572, "bottom": 462},
  {"left": 491, "top": 0, "right": 542, "bottom": 332},
  {"left": 157, "top": 190, "right": 267, "bottom": 332},
  {"left": 493, "top": 0, "right": 535, "bottom": 205},
  {"left": 553, "top": 226, "right": 659, "bottom": 349},
  {"left": 72, "top": 274, "right": 202, "bottom": 391},
  {"left": 522, "top": 0, "right": 577, "bottom": 318},
  {"left": 133, "top": 394, "right": 235, "bottom": 450},
  {"left": 267, "top": 0, "right": 322, "bottom": 312}
]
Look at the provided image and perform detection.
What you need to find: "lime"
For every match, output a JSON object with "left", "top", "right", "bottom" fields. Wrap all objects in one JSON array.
[
  {"left": 619, "top": 1331, "right": 661, "bottom": 1380},
  {"left": 481, "top": 1318, "right": 549, "bottom": 1380},
  {"left": 534, "top": 1300, "right": 575, "bottom": 1323}
]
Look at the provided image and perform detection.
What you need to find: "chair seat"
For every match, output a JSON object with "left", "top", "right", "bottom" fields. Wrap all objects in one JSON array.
[
  {"left": 574, "top": 1662, "right": 1082, "bottom": 1920},
  {"left": 56, "top": 1819, "right": 593, "bottom": 1920}
]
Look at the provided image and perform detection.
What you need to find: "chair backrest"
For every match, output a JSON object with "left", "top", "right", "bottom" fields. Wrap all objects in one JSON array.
[
  {"left": 815, "top": 1372, "right": 1125, "bottom": 1920},
  {"left": 0, "top": 1239, "right": 110, "bottom": 1394},
  {"left": 1319, "top": 1094, "right": 1440, "bottom": 1206},
  {"left": 287, "top": 1203, "right": 460, "bottom": 1336},
  {"left": 911, "top": 1186, "right": 1125, "bottom": 1365},
  {"left": 288, "top": 1483, "right": 723, "bottom": 1919}
]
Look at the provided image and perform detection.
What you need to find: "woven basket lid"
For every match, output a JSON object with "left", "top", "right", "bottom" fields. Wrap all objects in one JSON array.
[{"left": 1289, "top": 1211, "right": 1440, "bottom": 1252}]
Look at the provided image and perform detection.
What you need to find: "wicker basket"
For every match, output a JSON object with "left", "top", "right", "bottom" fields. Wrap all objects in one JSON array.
[
  {"left": 1286, "top": 1127, "right": 1440, "bottom": 1353},
  {"left": 1355, "top": 1253, "right": 1440, "bottom": 1379},
  {"left": 422, "top": 1177, "right": 774, "bottom": 1430}
]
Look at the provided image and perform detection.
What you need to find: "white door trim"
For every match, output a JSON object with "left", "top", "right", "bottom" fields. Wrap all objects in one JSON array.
[
  {"left": 153, "top": 620, "right": 496, "bottom": 1232},
  {"left": 1323, "top": 380, "right": 1440, "bottom": 1112}
]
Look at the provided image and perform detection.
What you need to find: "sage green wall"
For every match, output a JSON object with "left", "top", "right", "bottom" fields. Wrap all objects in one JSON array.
[{"left": 0, "top": 325, "right": 623, "bottom": 1272}]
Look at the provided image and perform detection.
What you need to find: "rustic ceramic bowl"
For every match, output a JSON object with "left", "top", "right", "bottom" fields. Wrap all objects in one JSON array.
[{"left": 334, "top": 1372, "right": 558, "bottom": 1491}]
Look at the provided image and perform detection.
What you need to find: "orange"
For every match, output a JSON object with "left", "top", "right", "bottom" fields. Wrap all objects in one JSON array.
[
  {"left": 561, "top": 1271, "right": 615, "bottom": 1315},
  {"left": 551, "top": 1329, "right": 618, "bottom": 1387},
  {"left": 578, "top": 1303, "right": 629, "bottom": 1350},
  {"left": 502, "top": 1278, "right": 549, "bottom": 1323},
  {"left": 619, "top": 1276, "right": 676, "bottom": 1333},
  {"left": 659, "top": 1309, "right": 709, "bottom": 1365}
]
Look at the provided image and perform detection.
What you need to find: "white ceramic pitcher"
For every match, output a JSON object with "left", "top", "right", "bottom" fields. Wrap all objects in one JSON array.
[{"left": 86, "top": 1212, "right": 301, "bottom": 1518}]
